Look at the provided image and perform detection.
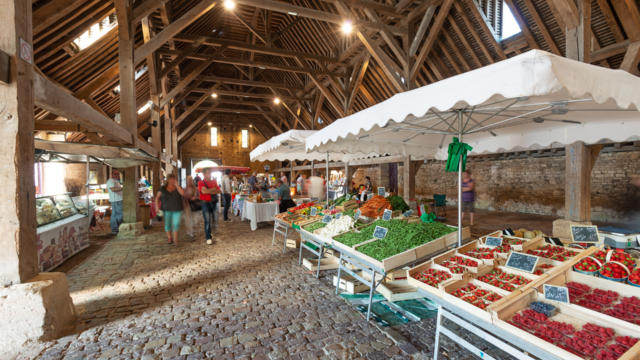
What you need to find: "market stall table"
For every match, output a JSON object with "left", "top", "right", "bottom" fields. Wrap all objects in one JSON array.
[{"left": 241, "top": 200, "right": 279, "bottom": 231}]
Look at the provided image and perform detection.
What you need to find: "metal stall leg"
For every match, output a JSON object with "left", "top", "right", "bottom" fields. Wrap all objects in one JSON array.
[
  {"left": 433, "top": 305, "right": 443, "bottom": 360},
  {"left": 282, "top": 226, "right": 288, "bottom": 253},
  {"left": 298, "top": 237, "right": 304, "bottom": 265},
  {"left": 365, "top": 270, "right": 377, "bottom": 321},
  {"left": 316, "top": 244, "right": 324, "bottom": 278},
  {"left": 335, "top": 253, "right": 343, "bottom": 295}
]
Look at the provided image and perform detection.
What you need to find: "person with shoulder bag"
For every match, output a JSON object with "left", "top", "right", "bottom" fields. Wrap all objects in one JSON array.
[
  {"left": 155, "top": 173, "right": 184, "bottom": 246},
  {"left": 182, "top": 175, "right": 198, "bottom": 239},
  {"left": 198, "top": 168, "right": 221, "bottom": 245}
]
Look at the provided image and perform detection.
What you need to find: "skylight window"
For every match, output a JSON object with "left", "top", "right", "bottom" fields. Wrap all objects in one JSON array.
[
  {"left": 210, "top": 127, "right": 218, "bottom": 147},
  {"left": 137, "top": 101, "right": 152, "bottom": 115},
  {"left": 73, "top": 14, "right": 117, "bottom": 51},
  {"left": 241, "top": 129, "right": 249, "bottom": 148},
  {"left": 501, "top": 1, "right": 522, "bottom": 40}
]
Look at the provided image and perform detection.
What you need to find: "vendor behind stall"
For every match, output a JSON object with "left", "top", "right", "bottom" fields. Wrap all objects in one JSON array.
[{"left": 277, "top": 179, "right": 296, "bottom": 213}]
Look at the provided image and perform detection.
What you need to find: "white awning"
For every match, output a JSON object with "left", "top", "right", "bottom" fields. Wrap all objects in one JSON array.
[
  {"left": 250, "top": 129, "right": 371, "bottom": 162},
  {"left": 305, "top": 50, "right": 640, "bottom": 159}
]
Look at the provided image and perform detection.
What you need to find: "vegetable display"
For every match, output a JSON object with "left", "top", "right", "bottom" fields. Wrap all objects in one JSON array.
[
  {"left": 303, "top": 221, "right": 327, "bottom": 233},
  {"left": 359, "top": 195, "right": 391, "bottom": 218},
  {"left": 356, "top": 221, "right": 455, "bottom": 261},
  {"left": 386, "top": 195, "right": 410, "bottom": 212}
]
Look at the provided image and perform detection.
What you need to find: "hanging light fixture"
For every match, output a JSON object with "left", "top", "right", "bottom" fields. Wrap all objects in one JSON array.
[{"left": 341, "top": 20, "right": 354, "bottom": 35}]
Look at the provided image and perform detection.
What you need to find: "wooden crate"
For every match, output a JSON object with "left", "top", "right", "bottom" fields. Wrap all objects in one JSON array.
[
  {"left": 302, "top": 254, "right": 339, "bottom": 271},
  {"left": 377, "top": 280, "right": 422, "bottom": 302},
  {"left": 478, "top": 230, "right": 542, "bottom": 252},
  {"left": 432, "top": 247, "right": 491, "bottom": 274},
  {"left": 286, "top": 238, "right": 300, "bottom": 249},
  {"left": 333, "top": 273, "right": 368, "bottom": 294},
  {"left": 492, "top": 288, "right": 640, "bottom": 360},
  {"left": 406, "top": 259, "right": 463, "bottom": 297}
]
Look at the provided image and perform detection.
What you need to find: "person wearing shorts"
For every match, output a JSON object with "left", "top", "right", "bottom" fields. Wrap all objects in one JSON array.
[
  {"left": 461, "top": 170, "right": 475, "bottom": 226},
  {"left": 155, "top": 173, "right": 184, "bottom": 245}
]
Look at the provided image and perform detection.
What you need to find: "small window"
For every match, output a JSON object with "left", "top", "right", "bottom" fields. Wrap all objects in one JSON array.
[
  {"left": 210, "top": 127, "right": 218, "bottom": 147},
  {"left": 241, "top": 129, "right": 249, "bottom": 148},
  {"left": 72, "top": 14, "right": 117, "bottom": 51},
  {"left": 501, "top": 1, "right": 522, "bottom": 40}
]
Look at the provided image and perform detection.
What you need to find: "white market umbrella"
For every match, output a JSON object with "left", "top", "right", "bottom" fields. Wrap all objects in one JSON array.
[{"left": 306, "top": 50, "right": 640, "bottom": 245}]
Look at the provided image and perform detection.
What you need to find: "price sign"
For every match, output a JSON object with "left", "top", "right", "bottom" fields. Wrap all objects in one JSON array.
[
  {"left": 544, "top": 236, "right": 563, "bottom": 246},
  {"left": 382, "top": 209, "right": 392, "bottom": 221},
  {"left": 485, "top": 236, "right": 503, "bottom": 247},
  {"left": 345, "top": 193, "right": 351, "bottom": 200},
  {"left": 310, "top": 207, "right": 317, "bottom": 216},
  {"left": 377, "top": 187, "right": 385, "bottom": 196},
  {"left": 322, "top": 215, "right": 332, "bottom": 223},
  {"left": 354, "top": 209, "right": 361, "bottom": 221},
  {"left": 544, "top": 284, "right": 569, "bottom": 303},
  {"left": 419, "top": 204, "right": 425, "bottom": 214},
  {"left": 570, "top": 225, "right": 600, "bottom": 244},
  {"left": 505, "top": 252, "right": 539, "bottom": 273},
  {"left": 403, "top": 209, "right": 413, "bottom": 217},
  {"left": 335, "top": 213, "right": 342, "bottom": 220},
  {"left": 373, "top": 226, "right": 388, "bottom": 239}
]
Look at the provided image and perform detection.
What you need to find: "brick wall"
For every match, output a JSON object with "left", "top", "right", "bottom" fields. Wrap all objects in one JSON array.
[
  {"left": 180, "top": 125, "right": 279, "bottom": 174},
  {"left": 396, "top": 150, "right": 640, "bottom": 222}
]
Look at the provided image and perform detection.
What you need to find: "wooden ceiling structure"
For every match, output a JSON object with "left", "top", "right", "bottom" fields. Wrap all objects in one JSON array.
[{"left": 32, "top": 0, "right": 640, "bottom": 160}]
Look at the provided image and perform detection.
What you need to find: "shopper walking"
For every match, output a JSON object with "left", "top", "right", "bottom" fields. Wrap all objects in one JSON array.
[
  {"left": 182, "top": 175, "right": 197, "bottom": 238},
  {"left": 221, "top": 169, "right": 232, "bottom": 222},
  {"left": 155, "top": 173, "right": 184, "bottom": 245},
  {"left": 461, "top": 170, "right": 476, "bottom": 226},
  {"left": 277, "top": 178, "right": 296, "bottom": 213},
  {"left": 247, "top": 172, "right": 257, "bottom": 192},
  {"left": 106, "top": 170, "right": 124, "bottom": 235},
  {"left": 198, "top": 168, "right": 221, "bottom": 245}
]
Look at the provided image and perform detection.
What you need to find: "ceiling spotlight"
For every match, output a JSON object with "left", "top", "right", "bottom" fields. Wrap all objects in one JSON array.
[
  {"left": 211, "top": 93, "right": 218, "bottom": 98},
  {"left": 249, "top": 124, "right": 253, "bottom": 128},
  {"left": 341, "top": 20, "right": 353, "bottom": 35},
  {"left": 223, "top": 0, "right": 236, "bottom": 10},
  {"left": 273, "top": 97, "right": 281, "bottom": 105},
  {"left": 207, "top": 122, "right": 212, "bottom": 126}
]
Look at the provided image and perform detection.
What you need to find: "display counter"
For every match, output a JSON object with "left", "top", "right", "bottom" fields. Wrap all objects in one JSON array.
[{"left": 36, "top": 194, "right": 90, "bottom": 271}]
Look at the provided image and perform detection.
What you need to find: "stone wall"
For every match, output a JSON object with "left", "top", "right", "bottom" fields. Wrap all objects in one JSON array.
[
  {"left": 180, "top": 125, "right": 278, "bottom": 174},
  {"left": 397, "top": 150, "right": 640, "bottom": 222}
]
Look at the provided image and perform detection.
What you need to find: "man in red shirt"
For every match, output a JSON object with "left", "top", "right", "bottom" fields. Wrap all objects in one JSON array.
[{"left": 198, "top": 168, "right": 221, "bottom": 245}]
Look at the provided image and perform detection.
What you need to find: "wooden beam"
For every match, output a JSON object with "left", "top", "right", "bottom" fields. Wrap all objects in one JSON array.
[
  {"left": 346, "top": 54, "right": 369, "bottom": 113},
  {"left": 141, "top": 16, "right": 162, "bottom": 153},
  {"left": 547, "top": 0, "right": 579, "bottom": 29},
  {"left": 173, "top": 34, "right": 340, "bottom": 63},
  {"left": 234, "top": 0, "right": 407, "bottom": 36},
  {"left": 75, "top": 63, "right": 119, "bottom": 99},
  {"left": 33, "top": 0, "right": 85, "bottom": 34},
  {"left": 356, "top": 31, "right": 405, "bottom": 92},
  {"left": 409, "top": 5, "right": 436, "bottom": 57},
  {"left": 590, "top": 40, "right": 630, "bottom": 62},
  {"left": 35, "top": 120, "right": 82, "bottom": 132},
  {"left": 114, "top": 0, "right": 137, "bottom": 135},
  {"left": 197, "top": 75, "right": 302, "bottom": 91},
  {"left": 159, "top": 57, "right": 216, "bottom": 108},
  {"left": 232, "top": 12, "right": 267, "bottom": 44},
  {"left": 177, "top": 103, "right": 219, "bottom": 142},
  {"left": 361, "top": 8, "right": 406, "bottom": 69},
  {"left": 467, "top": 0, "right": 506, "bottom": 60},
  {"left": 134, "top": 0, "right": 217, "bottom": 65},
  {"left": 133, "top": 0, "right": 169, "bottom": 24},
  {"left": 411, "top": 0, "right": 453, "bottom": 83},
  {"left": 174, "top": 86, "right": 220, "bottom": 127},
  {"left": 620, "top": 41, "right": 640, "bottom": 76},
  {"left": 610, "top": 0, "right": 640, "bottom": 41},
  {"left": 33, "top": 72, "right": 132, "bottom": 144},
  {"left": 190, "top": 88, "right": 304, "bottom": 101},
  {"left": 255, "top": 106, "right": 284, "bottom": 133}
]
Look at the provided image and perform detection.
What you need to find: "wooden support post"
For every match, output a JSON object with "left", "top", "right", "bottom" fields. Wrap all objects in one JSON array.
[
  {"left": 122, "top": 166, "right": 139, "bottom": 224},
  {"left": 564, "top": 141, "right": 601, "bottom": 222},
  {"left": 402, "top": 156, "right": 415, "bottom": 203},
  {"left": 344, "top": 163, "right": 352, "bottom": 193},
  {"left": 0, "top": 0, "right": 37, "bottom": 285}
]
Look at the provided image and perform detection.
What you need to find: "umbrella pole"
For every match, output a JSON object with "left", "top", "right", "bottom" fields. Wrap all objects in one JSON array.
[
  {"left": 457, "top": 111, "right": 463, "bottom": 247},
  {"left": 326, "top": 152, "right": 329, "bottom": 207}
]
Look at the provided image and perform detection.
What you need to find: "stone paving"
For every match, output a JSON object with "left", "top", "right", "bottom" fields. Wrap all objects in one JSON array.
[{"left": 21, "top": 215, "right": 516, "bottom": 360}]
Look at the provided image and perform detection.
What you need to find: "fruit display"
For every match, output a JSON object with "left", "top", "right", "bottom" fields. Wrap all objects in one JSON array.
[
  {"left": 507, "top": 302, "right": 639, "bottom": 359},
  {"left": 630, "top": 268, "right": 640, "bottom": 286},
  {"left": 533, "top": 263, "right": 555, "bottom": 275},
  {"left": 289, "top": 202, "right": 323, "bottom": 215},
  {"left": 600, "top": 262, "right": 631, "bottom": 282},
  {"left": 447, "top": 282, "right": 503, "bottom": 309},
  {"left": 275, "top": 212, "right": 321, "bottom": 226},
  {"left": 386, "top": 195, "right": 410, "bottom": 212},
  {"left": 526, "top": 244, "right": 578, "bottom": 262},
  {"left": 573, "top": 256, "right": 602, "bottom": 274},
  {"left": 566, "top": 281, "right": 640, "bottom": 325},
  {"left": 411, "top": 268, "right": 452, "bottom": 288},
  {"left": 608, "top": 250, "right": 636, "bottom": 272},
  {"left": 476, "top": 268, "right": 533, "bottom": 292},
  {"left": 513, "top": 228, "right": 545, "bottom": 239},
  {"left": 358, "top": 195, "right": 391, "bottom": 218}
]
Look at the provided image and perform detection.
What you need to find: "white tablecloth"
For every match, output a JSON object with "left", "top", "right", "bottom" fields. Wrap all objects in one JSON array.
[{"left": 241, "top": 201, "right": 279, "bottom": 231}]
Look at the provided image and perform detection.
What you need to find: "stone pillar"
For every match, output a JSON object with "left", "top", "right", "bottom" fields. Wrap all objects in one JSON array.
[
  {"left": 564, "top": 141, "right": 601, "bottom": 221},
  {"left": 0, "top": 2, "right": 75, "bottom": 356},
  {"left": 379, "top": 163, "right": 391, "bottom": 192},
  {"left": 344, "top": 163, "right": 351, "bottom": 192}
]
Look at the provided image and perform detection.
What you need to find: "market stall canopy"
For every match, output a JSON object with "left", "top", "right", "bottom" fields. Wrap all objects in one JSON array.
[
  {"left": 35, "top": 139, "right": 156, "bottom": 168},
  {"left": 305, "top": 50, "right": 640, "bottom": 159},
  {"left": 250, "top": 130, "right": 371, "bottom": 162}
]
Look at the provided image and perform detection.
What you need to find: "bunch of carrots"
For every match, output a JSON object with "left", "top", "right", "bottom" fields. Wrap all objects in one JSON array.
[{"left": 359, "top": 195, "right": 391, "bottom": 218}]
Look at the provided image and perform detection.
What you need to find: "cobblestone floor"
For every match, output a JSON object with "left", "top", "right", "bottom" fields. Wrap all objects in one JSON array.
[
  {"left": 22, "top": 217, "right": 407, "bottom": 360},
  {"left": 22, "top": 215, "right": 517, "bottom": 360}
]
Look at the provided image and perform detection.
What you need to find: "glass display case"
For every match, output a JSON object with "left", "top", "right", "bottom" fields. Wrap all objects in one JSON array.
[
  {"left": 36, "top": 196, "right": 63, "bottom": 226},
  {"left": 72, "top": 195, "right": 95, "bottom": 213},
  {"left": 53, "top": 194, "right": 79, "bottom": 217}
]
